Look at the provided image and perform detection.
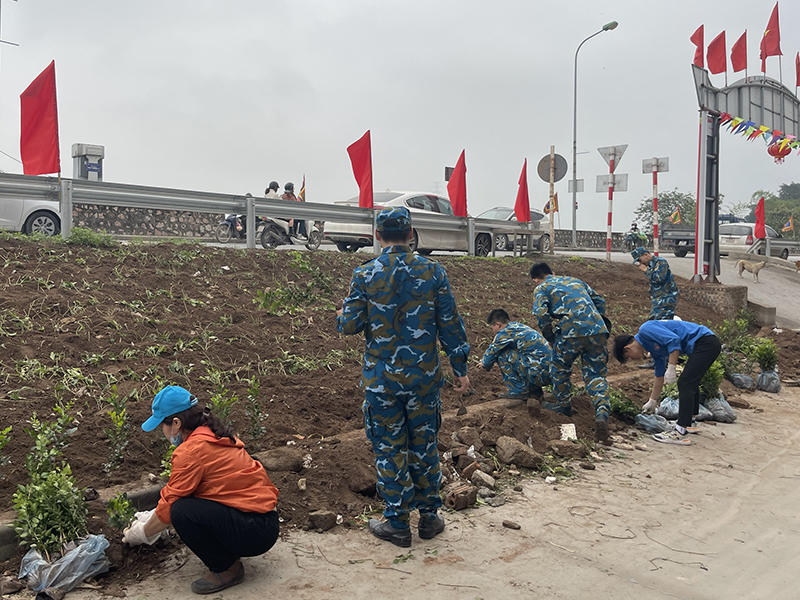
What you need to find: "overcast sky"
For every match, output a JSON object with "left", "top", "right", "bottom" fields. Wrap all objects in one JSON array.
[{"left": 0, "top": 0, "right": 797, "bottom": 231}]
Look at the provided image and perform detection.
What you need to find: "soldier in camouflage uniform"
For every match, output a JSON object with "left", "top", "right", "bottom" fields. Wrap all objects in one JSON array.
[
  {"left": 336, "top": 206, "right": 470, "bottom": 548},
  {"left": 529, "top": 262, "right": 611, "bottom": 443},
  {"left": 631, "top": 247, "right": 679, "bottom": 320},
  {"left": 482, "top": 309, "right": 551, "bottom": 404}
]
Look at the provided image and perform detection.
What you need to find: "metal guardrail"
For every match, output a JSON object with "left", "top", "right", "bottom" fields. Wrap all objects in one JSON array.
[{"left": 0, "top": 172, "right": 545, "bottom": 255}]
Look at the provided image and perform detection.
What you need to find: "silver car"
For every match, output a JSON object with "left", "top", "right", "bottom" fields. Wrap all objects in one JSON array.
[
  {"left": 324, "top": 192, "right": 497, "bottom": 256},
  {"left": 718, "top": 222, "right": 797, "bottom": 259},
  {"left": 475, "top": 206, "right": 550, "bottom": 252},
  {"left": 0, "top": 196, "right": 61, "bottom": 236}
]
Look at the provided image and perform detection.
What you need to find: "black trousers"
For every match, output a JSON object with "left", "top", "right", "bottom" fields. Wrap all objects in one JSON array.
[
  {"left": 170, "top": 497, "right": 279, "bottom": 573},
  {"left": 677, "top": 334, "right": 722, "bottom": 428}
]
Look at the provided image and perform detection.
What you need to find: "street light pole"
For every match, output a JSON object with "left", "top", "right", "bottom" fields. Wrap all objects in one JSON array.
[{"left": 571, "top": 20, "right": 618, "bottom": 248}]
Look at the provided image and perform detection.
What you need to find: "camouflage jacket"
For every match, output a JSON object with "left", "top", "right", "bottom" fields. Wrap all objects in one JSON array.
[
  {"left": 532, "top": 275, "right": 607, "bottom": 341},
  {"left": 482, "top": 322, "right": 551, "bottom": 370},
  {"left": 646, "top": 256, "right": 679, "bottom": 303},
  {"left": 337, "top": 245, "right": 470, "bottom": 395}
]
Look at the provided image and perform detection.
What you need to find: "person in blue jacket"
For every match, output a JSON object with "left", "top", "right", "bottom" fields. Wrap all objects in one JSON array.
[
  {"left": 613, "top": 320, "right": 721, "bottom": 446},
  {"left": 336, "top": 206, "right": 470, "bottom": 548},
  {"left": 481, "top": 309, "right": 551, "bottom": 408},
  {"left": 631, "top": 247, "right": 679, "bottom": 320},
  {"left": 530, "top": 262, "right": 611, "bottom": 443}
]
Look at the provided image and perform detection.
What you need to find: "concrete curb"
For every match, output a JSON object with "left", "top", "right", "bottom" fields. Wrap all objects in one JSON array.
[{"left": 0, "top": 484, "right": 164, "bottom": 563}]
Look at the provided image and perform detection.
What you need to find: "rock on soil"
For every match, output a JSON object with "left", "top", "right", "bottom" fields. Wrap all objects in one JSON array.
[
  {"left": 547, "top": 439, "right": 589, "bottom": 458},
  {"left": 254, "top": 448, "right": 305, "bottom": 472},
  {"left": 308, "top": 510, "right": 337, "bottom": 532},
  {"left": 495, "top": 436, "right": 544, "bottom": 468}
]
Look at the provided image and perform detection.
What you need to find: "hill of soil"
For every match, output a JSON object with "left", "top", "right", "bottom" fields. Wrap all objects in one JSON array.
[{"left": 1, "top": 236, "right": 794, "bottom": 587}]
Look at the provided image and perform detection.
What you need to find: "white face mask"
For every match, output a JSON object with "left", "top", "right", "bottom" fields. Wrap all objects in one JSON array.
[{"left": 168, "top": 423, "right": 183, "bottom": 447}]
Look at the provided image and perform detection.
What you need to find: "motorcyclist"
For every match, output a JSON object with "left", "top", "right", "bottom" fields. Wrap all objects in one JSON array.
[
  {"left": 281, "top": 182, "right": 306, "bottom": 239},
  {"left": 624, "top": 223, "right": 646, "bottom": 250},
  {"left": 264, "top": 181, "right": 281, "bottom": 199}
]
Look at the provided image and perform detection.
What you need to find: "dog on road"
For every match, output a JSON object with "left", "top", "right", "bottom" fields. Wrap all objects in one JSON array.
[
  {"left": 795, "top": 260, "right": 800, "bottom": 273},
  {"left": 735, "top": 259, "right": 767, "bottom": 282}
]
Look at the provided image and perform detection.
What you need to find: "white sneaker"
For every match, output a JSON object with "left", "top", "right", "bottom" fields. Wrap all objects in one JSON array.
[{"left": 653, "top": 431, "right": 691, "bottom": 446}]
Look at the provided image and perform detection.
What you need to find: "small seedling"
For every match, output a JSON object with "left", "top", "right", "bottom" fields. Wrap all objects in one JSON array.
[{"left": 107, "top": 493, "right": 136, "bottom": 530}]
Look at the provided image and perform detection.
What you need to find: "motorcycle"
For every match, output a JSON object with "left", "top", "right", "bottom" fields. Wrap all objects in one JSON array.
[
  {"left": 260, "top": 216, "right": 322, "bottom": 251},
  {"left": 623, "top": 230, "right": 649, "bottom": 252},
  {"left": 214, "top": 214, "right": 267, "bottom": 243}
]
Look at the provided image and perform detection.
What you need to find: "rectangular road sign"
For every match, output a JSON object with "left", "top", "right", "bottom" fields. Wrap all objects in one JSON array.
[
  {"left": 597, "top": 145, "right": 628, "bottom": 171},
  {"left": 596, "top": 174, "right": 628, "bottom": 193},
  {"left": 641, "top": 157, "right": 669, "bottom": 173},
  {"left": 568, "top": 179, "right": 584, "bottom": 193}
]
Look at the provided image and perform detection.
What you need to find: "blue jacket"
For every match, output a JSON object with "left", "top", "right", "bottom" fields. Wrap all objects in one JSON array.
[
  {"left": 482, "top": 322, "right": 551, "bottom": 370},
  {"left": 533, "top": 275, "right": 607, "bottom": 342},
  {"left": 634, "top": 320, "right": 715, "bottom": 377},
  {"left": 337, "top": 245, "right": 470, "bottom": 395}
]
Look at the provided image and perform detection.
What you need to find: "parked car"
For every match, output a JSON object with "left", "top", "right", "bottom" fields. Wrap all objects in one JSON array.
[
  {"left": 718, "top": 222, "right": 800, "bottom": 259},
  {"left": 0, "top": 196, "right": 61, "bottom": 236},
  {"left": 324, "top": 192, "right": 500, "bottom": 256},
  {"left": 476, "top": 206, "right": 549, "bottom": 252}
]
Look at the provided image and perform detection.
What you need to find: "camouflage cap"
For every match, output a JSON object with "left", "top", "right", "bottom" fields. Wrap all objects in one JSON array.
[
  {"left": 376, "top": 206, "right": 412, "bottom": 232},
  {"left": 631, "top": 246, "right": 648, "bottom": 262}
]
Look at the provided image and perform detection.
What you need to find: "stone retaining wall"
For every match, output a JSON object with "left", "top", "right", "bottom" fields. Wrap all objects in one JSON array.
[{"left": 680, "top": 284, "right": 748, "bottom": 320}]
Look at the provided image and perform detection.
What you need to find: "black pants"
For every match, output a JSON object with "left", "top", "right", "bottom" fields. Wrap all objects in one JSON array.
[
  {"left": 170, "top": 498, "right": 279, "bottom": 573},
  {"left": 677, "top": 334, "right": 721, "bottom": 428}
]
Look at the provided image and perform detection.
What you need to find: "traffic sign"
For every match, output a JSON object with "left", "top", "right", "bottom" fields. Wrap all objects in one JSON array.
[
  {"left": 568, "top": 179, "right": 584, "bottom": 193},
  {"left": 597, "top": 145, "right": 628, "bottom": 172},
  {"left": 537, "top": 153, "right": 568, "bottom": 183},
  {"left": 641, "top": 157, "right": 669, "bottom": 173},
  {"left": 596, "top": 174, "right": 628, "bottom": 193}
]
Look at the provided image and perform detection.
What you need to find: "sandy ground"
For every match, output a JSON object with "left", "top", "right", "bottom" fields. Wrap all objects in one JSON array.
[{"left": 68, "top": 386, "right": 800, "bottom": 600}]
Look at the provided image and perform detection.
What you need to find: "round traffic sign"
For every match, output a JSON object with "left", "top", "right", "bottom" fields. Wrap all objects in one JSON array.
[{"left": 537, "top": 154, "right": 568, "bottom": 183}]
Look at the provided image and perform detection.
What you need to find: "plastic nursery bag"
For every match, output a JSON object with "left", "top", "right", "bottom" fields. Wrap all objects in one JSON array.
[
  {"left": 19, "top": 534, "right": 110, "bottom": 595},
  {"left": 634, "top": 413, "right": 670, "bottom": 433},
  {"left": 728, "top": 373, "right": 757, "bottom": 391},
  {"left": 704, "top": 392, "right": 737, "bottom": 423},
  {"left": 694, "top": 403, "right": 715, "bottom": 421},
  {"left": 655, "top": 397, "right": 680, "bottom": 420},
  {"left": 757, "top": 370, "right": 781, "bottom": 394}
]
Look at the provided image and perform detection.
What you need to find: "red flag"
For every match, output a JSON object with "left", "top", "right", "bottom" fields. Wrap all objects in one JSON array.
[
  {"left": 20, "top": 60, "right": 60, "bottom": 176},
  {"left": 760, "top": 2, "right": 782, "bottom": 72},
  {"left": 731, "top": 30, "right": 747, "bottom": 73},
  {"left": 447, "top": 150, "right": 467, "bottom": 217},
  {"left": 707, "top": 31, "right": 726, "bottom": 74},
  {"left": 755, "top": 197, "right": 766, "bottom": 239},
  {"left": 347, "top": 130, "right": 373, "bottom": 209},
  {"left": 690, "top": 25, "right": 704, "bottom": 68},
  {"left": 796, "top": 52, "right": 800, "bottom": 87},
  {"left": 514, "top": 159, "right": 530, "bottom": 223}
]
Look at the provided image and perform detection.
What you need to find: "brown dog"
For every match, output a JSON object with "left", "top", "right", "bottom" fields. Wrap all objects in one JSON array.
[
  {"left": 735, "top": 259, "right": 767, "bottom": 282},
  {"left": 795, "top": 260, "right": 800, "bottom": 273}
]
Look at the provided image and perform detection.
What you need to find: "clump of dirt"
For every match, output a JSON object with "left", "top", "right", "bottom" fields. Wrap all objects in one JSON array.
[{"left": 0, "top": 237, "right": 762, "bottom": 586}]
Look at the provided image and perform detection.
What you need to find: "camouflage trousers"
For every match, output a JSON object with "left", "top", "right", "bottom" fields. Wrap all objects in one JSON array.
[
  {"left": 550, "top": 334, "right": 610, "bottom": 421},
  {"left": 649, "top": 296, "right": 678, "bottom": 320},
  {"left": 496, "top": 349, "right": 551, "bottom": 395},
  {"left": 362, "top": 389, "right": 442, "bottom": 529}
]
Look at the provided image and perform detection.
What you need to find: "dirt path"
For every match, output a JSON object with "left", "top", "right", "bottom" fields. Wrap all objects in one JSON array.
[{"left": 72, "top": 386, "right": 800, "bottom": 600}]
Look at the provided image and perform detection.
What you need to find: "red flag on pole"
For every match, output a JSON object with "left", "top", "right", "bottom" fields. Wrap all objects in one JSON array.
[
  {"left": 690, "top": 25, "right": 704, "bottom": 68},
  {"left": 514, "top": 159, "right": 530, "bottom": 223},
  {"left": 760, "top": 2, "right": 782, "bottom": 73},
  {"left": 347, "top": 130, "right": 373, "bottom": 209},
  {"left": 755, "top": 197, "right": 766, "bottom": 239},
  {"left": 731, "top": 31, "right": 747, "bottom": 73},
  {"left": 707, "top": 31, "right": 727, "bottom": 74},
  {"left": 20, "top": 60, "right": 60, "bottom": 176},
  {"left": 447, "top": 150, "right": 468, "bottom": 217},
  {"left": 796, "top": 52, "right": 800, "bottom": 87}
]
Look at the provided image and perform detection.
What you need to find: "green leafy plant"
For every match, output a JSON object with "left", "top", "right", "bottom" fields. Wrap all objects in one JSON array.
[
  {"left": 608, "top": 387, "right": 639, "bottom": 421},
  {"left": 244, "top": 378, "right": 268, "bottom": 442},
  {"left": 66, "top": 227, "right": 118, "bottom": 248},
  {"left": 13, "top": 404, "right": 87, "bottom": 558},
  {"left": 103, "top": 386, "right": 131, "bottom": 475},
  {"left": 700, "top": 358, "right": 725, "bottom": 398},
  {"left": 107, "top": 492, "right": 136, "bottom": 530},
  {"left": 0, "top": 425, "right": 11, "bottom": 475},
  {"left": 751, "top": 338, "right": 778, "bottom": 372},
  {"left": 659, "top": 382, "right": 678, "bottom": 401},
  {"left": 160, "top": 445, "right": 175, "bottom": 479},
  {"left": 209, "top": 387, "right": 238, "bottom": 426}
]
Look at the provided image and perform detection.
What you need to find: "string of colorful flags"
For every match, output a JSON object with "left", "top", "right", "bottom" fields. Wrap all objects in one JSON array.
[{"left": 718, "top": 112, "right": 799, "bottom": 155}]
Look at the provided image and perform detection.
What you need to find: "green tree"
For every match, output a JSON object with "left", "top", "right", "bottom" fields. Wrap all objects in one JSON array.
[
  {"left": 634, "top": 189, "right": 696, "bottom": 230},
  {"left": 778, "top": 182, "right": 800, "bottom": 200}
]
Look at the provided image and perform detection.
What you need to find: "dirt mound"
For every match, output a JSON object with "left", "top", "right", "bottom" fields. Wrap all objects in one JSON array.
[{"left": 0, "top": 237, "right": 753, "bottom": 583}]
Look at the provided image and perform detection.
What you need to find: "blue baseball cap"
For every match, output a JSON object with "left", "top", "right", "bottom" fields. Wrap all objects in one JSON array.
[
  {"left": 142, "top": 385, "right": 198, "bottom": 432},
  {"left": 376, "top": 206, "right": 412, "bottom": 232},
  {"left": 631, "top": 247, "right": 648, "bottom": 262}
]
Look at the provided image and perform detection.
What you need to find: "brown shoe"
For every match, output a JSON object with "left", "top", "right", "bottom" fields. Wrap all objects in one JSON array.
[
  {"left": 594, "top": 420, "right": 610, "bottom": 445},
  {"left": 191, "top": 561, "right": 244, "bottom": 595},
  {"left": 527, "top": 398, "right": 541, "bottom": 418}
]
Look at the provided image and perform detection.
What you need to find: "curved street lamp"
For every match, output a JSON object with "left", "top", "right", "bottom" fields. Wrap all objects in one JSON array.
[{"left": 571, "top": 20, "right": 618, "bottom": 248}]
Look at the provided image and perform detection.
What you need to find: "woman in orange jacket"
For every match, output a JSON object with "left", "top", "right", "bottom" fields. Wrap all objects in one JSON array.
[{"left": 123, "top": 385, "right": 279, "bottom": 595}]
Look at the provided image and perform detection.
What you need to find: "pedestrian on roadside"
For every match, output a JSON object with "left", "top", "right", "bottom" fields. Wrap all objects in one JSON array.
[
  {"left": 264, "top": 181, "right": 281, "bottom": 198},
  {"left": 122, "top": 385, "right": 280, "bottom": 595},
  {"left": 481, "top": 308, "right": 551, "bottom": 414},
  {"left": 631, "top": 247, "right": 680, "bottom": 320},
  {"left": 613, "top": 320, "right": 721, "bottom": 446},
  {"left": 336, "top": 206, "right": 470, "bottom": 548},
  {"left": 530, "top": 262, "right": 611, "bottom": 443}
]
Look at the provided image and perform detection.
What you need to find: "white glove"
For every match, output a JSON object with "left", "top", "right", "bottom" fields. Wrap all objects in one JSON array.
[
  {"left": 122, "top": 511, "right": 168, "bottom": 546},
  {"left": 642, "top": 398, "right": 658, "bottom": 414},
  {"left": 664, "top": 364, "right": 678, "bottom": 384}
]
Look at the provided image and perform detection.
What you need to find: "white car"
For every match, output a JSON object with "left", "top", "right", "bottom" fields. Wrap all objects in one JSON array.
[
  {"left": 0, "top": 197, "right": 61, "bottom": 236},
  {"left": 324, "top": 192, "right": 498, "bottom": 256}
]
